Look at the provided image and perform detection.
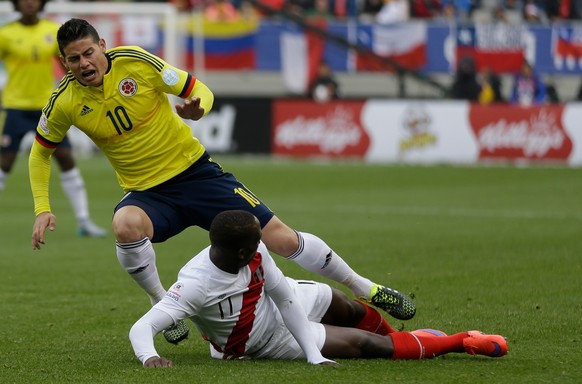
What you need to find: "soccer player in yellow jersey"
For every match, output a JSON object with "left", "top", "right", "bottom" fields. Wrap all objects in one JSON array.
[
  {"left": 29, "top": 18, "right": 416, "bottom": 344},
  {"left": 0, "top": 0, "right": 106, "bottom": 237}
]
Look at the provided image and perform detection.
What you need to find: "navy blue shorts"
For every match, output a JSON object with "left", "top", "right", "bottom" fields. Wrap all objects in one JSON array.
[
  {"left": 1, "top": 109, "right": 71, "bottom": 152},
  {"left": 114, "top": 152, "right": 275, "bottom": 243}
]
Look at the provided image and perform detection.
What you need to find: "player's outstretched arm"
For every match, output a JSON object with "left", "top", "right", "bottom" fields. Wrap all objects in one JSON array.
[
  {"left": 268, "top": 276, "right": 337, "bottom": 366},
  {"left": 130, "top": 307, "right": 175, "bottom": 367},
  {"left": 32, "top": 212, "right": 56, "bottom": 250},
  {"left": 29, "top": 139, "right": 56, "bottom": 250}
]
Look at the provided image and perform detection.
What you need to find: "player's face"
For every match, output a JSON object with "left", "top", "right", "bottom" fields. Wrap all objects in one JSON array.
[
  {"left": 17, "top": 0, "right": 42, "bottom": 16},
  {"left": 60, "top": 37, "right": 108, "bottom": 87}
]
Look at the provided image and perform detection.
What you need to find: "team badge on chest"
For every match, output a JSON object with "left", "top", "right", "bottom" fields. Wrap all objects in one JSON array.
[{"left": 118, "top": 78, "right": 138, "bottom": 97}]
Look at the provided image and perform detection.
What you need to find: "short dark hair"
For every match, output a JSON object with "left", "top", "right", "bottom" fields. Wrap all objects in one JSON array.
[
  {"left": 209, "top": 210, "right": 261, "bottom": 254},
  {"left": 11, "top": 0, "right": 49, "bottom": 12},
  {"left": 57, "top": 18, "right": 101, "bottom": 57}
]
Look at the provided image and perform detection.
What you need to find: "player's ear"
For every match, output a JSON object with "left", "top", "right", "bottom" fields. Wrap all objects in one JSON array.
[
  {"left": 59, "top": 56, "right": 68, "bottom": 70},
  {"left": 99, "top": 38, "right": 106, "bottom": 52}
]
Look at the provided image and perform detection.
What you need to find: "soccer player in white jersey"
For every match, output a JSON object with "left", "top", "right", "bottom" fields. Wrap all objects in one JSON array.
[
  {"left": 0, "top": 0, "right": 105, "bottom": 237},
  {"left": 30, "top": 18, "right": 415, "bottom": 344},
  {"left": 129, "top": 210, "right": 508, "bottom": 367}
]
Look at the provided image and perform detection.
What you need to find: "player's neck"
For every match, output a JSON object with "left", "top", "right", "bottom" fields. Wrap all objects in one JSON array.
[{"left": 19, "top": 15, "right": 40, "bottom": 26}]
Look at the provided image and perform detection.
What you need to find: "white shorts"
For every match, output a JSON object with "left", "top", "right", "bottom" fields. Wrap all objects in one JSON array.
[{"left": 248, "top": 277, "right": 332, "bottom": 360}]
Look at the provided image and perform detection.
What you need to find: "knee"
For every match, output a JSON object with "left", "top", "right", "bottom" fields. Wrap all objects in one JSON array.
[
  {"left": 0, "top": 152, "right": 17, "bottom": 172},
  {"left": 263, "top": 230, "right": 299, "bottom": 257},
  {"left": 322, "top": 288, "right": 363, "bottom": 326},
  {"left": 261, "top": 217, "right": 299, "bottom": 257},
  {"left": 112, "top": 206, "right": 153, "bottom": 242}
]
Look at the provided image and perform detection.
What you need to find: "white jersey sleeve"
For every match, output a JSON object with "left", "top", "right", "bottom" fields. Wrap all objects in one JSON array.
[
  {"left": 129, "top": 307, "right": 175, "bottom": 365},
  {"left": 265, "top": 265, "right": 335, "bottom": 365}
]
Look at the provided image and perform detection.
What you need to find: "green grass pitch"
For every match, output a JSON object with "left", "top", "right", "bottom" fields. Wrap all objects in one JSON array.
[{"left": 0, "top": 154, "right": 581, "bottom": 383}]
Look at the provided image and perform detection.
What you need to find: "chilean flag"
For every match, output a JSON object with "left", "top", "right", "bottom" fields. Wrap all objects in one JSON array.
[
  {"left": 454, "top": 25, "right": 526, "bottom": 73},
  {"left": 353, "top": 22, "right": 427, "bottom": 72},
  {"left": 552, "top": 25, "right": 582, "bottom": 71}
]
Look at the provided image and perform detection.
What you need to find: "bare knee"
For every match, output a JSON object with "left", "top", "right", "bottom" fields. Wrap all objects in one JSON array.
[
  {"left": 112, "top": 206, "right": 153, "bottom": 242},
  {"left": 261, "top": 216, "right": 299, "bottom": 257},
  {"left": 1, "top": 151, "right": 17, "bottom": 172},
  {"left": 322, "top": 288, "right": 365, "bottom": 327},
  {"left": 54, "top": 147, "right": 76, "bottom": 171}
]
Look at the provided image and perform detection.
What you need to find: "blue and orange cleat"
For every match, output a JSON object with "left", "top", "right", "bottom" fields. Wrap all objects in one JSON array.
[{"left": 463, "top": 330, "right": 508, "bottom": 357}]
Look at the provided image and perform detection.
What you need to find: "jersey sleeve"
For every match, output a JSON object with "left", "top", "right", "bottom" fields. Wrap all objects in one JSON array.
[
  {"left": 115, "top": 46, "right": 214, "bottom": 117},
  {"left": 29, "top": 140, "right": 55, "bottom": 215},
  {"left": 265, "top": 261, "right": 334, "bottom": 365},
  {"left": 259, "top": 242, "right": 284, "bottom": 291},
  {"left": 129, "top": 307, "right": 175, "bottom": 365},
  {"left": 259, "top": 242, "right": 333, "bottom": 364},
  {"left": 29, "top": 92, "right": 74, "bottom": 215}
]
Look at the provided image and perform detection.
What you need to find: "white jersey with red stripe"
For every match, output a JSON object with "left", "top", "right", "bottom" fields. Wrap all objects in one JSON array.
[{"left": 156, "top": 241, "right": 286, "bottom": 358}]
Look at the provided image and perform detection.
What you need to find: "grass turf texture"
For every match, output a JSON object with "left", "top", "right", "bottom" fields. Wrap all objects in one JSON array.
[{"left": 0, "top": 154, "right": 580, "bottom": 383}]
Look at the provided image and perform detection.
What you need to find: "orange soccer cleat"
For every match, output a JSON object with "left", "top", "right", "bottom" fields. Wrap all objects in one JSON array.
[{"left": 463, "top": 331, "right": 508, "bottom": 357}]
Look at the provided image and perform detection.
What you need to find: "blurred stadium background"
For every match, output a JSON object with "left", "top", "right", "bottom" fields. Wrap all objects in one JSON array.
[{"left": 1, "top": 0, "right": 582, "bottom": 166}]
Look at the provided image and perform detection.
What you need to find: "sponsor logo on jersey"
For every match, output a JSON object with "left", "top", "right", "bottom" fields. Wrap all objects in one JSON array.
[
  {"left": 118, "top": 78, "right": 138, "bottom": 97},
  {"left": 162, "top": 68, "right": 179, "bottom": 86},
  {"left": 166, "top": 290, "right": 181, "bottom": 302},
  {"left": 39, "top": 114, "right": 49, "bottom": 135},
  {"left": 80, "top": 105, "right": 93, "bottom": 116}
]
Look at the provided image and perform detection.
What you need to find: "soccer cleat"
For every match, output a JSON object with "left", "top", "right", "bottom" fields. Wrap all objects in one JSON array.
[
  {"left": 367, "top": 285, "right": 416, "bottom": 320},
  {"left": 163, "top": 319, "right": 190, "bottom": 345},
  {"left": 77, "top": 220, "right": 107, "bottom": 237},
  {"left": 463, "top": 330, "right": 508, "bottom": 357}
]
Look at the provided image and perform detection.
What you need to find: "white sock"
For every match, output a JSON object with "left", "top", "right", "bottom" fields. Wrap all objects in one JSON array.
[
  {"left": 0, "top": 169, "right": 7, "bottom": 192},
  {"left": 60, "top": 167, "right": 89, "bottom": 225},
  {"left": 287, "top": 231, "right": 374, "bottom": 298},
  {"left": 116, "top": 237, "right": 166, "bottom": 305}
]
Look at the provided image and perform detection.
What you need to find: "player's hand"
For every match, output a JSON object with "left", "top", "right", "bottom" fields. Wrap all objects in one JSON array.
[
  {"left": 31, "top": 212, "right": 56, "bottom": 250},
  {"left": 144, "top": 356, "right": 173, "bottom": 368},
  {"left": 175, "top": 97, "right": 205, "bottom": 121}
]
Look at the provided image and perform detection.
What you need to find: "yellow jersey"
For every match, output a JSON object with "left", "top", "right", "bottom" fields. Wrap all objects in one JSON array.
[
  {"left": 31, "top": 46, "right": 213, "bottom": 214},
  {"left": 0, "top": 19, "right": 60, "bottom": 109}
]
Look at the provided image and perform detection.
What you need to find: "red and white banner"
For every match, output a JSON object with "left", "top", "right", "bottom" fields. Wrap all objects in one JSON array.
[
  {"left": 273, "top": 100, "right": 369, "bottom": 156},
  {"left": 469, "top": 105, "right": 573, "bottom": 161},
  {"left": 272, "top": 99, "right": 582, "bottom": 166}
]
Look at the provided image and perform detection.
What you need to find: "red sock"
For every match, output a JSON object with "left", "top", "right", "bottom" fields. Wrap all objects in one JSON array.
[
  {"left": 354, "top": 300, "right": 396, "bottom": 335},
  {"left": 390, "top": 332, "right": 469, "bottom": 359}
]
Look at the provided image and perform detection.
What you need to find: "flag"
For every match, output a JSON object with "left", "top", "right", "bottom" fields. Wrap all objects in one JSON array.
[
  {"left": 353, "top": 22, "right": 427, "bottom": 71},
  {"left": 454, "top": 24, "right": 526, "bottom": 73},
  {"left": 188, "top": 17, "right": 259, "bottom": 70},
  {"left": 280, "top": 21, "right": 327, "bottom": 95},
  {"left": 552, "top": 25, "right": 582, "bottom": 71}
]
